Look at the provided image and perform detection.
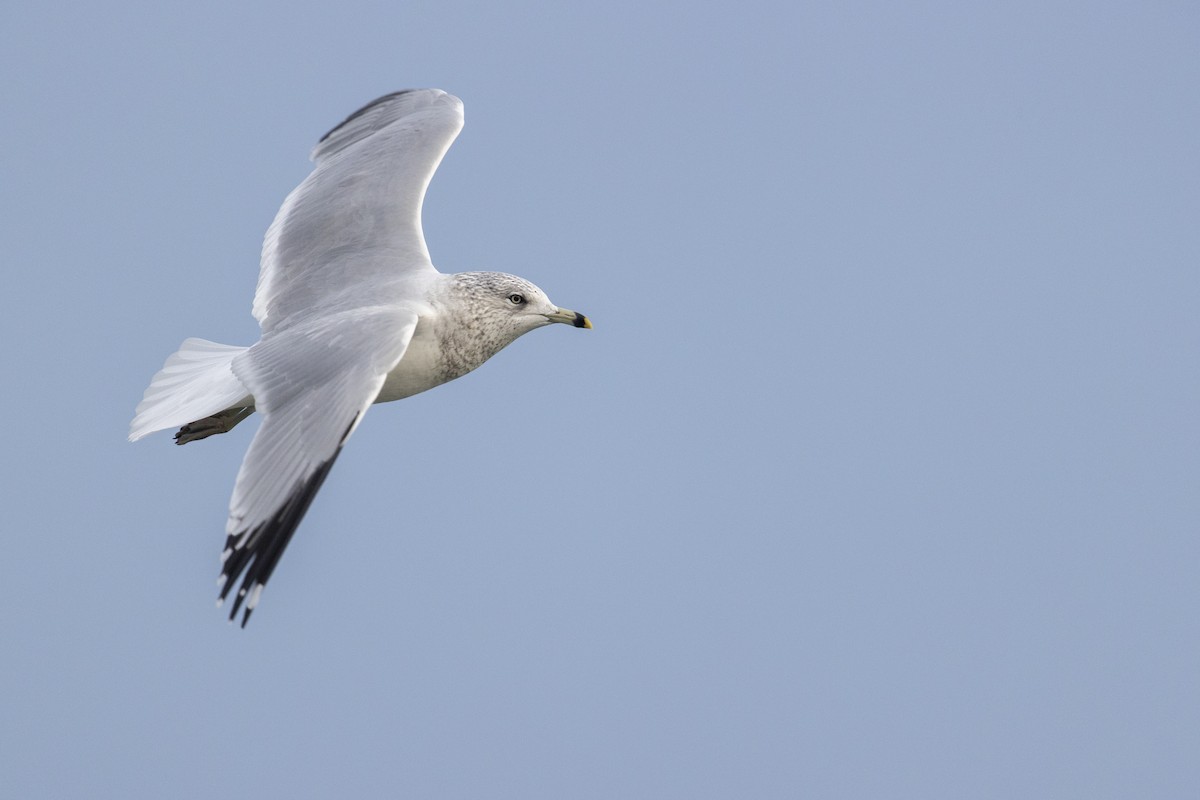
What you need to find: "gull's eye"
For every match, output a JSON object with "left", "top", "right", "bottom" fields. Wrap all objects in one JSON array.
[{"left": 507, "top": 293, "right": 526, "bottom": 305}]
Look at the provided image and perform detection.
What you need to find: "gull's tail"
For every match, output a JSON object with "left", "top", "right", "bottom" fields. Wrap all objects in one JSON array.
[{"left": 129, "top": 338, "right": 253, "bottom": 443}]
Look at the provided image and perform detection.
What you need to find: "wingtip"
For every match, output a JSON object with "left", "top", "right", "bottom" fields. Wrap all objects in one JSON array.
[{"left": 310, "top": 89, "right": 463, "bottom": 163}]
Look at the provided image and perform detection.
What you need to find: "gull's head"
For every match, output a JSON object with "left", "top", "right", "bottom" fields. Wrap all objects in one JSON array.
[
  {"left": 449, "top": 272, "right": 592, "bottom": 340},
  {"left": 432, "top": 271, "right": 591, "bottom": 379}
]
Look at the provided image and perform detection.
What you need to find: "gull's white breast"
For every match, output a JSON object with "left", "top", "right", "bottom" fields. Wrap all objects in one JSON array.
[{"left": 374, "top": 317, "right": 455, "bottom": 403}]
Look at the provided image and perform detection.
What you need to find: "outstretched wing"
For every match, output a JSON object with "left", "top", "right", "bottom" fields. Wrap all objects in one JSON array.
[
  {"left": 219, "top": 308, "right": 418, "bottom": 626},
  {"left": 253, "top": 89, "right": 464, "bottom": 331}
]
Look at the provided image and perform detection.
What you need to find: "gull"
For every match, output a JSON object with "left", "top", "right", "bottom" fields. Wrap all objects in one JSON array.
[{"left": 129, "top": 90, "right": 591, "bottom": 626}]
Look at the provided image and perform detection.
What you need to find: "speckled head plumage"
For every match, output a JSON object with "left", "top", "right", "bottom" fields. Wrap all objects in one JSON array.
[{"left": 429, "top": 271, "right": 591, "bottom": 380}]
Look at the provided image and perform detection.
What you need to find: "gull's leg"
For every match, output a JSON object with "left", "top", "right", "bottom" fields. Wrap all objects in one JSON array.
[{"left": 175, "top": 407, "right": 254, "bottom": 445}]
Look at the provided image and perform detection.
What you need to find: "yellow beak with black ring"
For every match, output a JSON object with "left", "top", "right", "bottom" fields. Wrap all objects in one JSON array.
[{"left": 544, "top": 307, "right": 593, "bottom": 329}]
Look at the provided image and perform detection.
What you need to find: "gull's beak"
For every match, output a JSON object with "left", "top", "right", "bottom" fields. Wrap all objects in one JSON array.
[{"left": 545, "top": 307, "right": 593, "bottom": 329}]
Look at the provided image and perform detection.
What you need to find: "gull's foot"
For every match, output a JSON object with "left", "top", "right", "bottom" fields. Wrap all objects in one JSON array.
[{"left": 175, "top": 407, "right": 253, "bottom": 445}]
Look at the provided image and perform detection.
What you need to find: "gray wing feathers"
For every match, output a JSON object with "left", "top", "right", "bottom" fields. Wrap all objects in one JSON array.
[
  {"left": 253, "top": 89, "right": 464, "bottom": 329},
  {"left": 227, "top": 308, "right": 417, "bottom": 535},
  {"left": 311, "top": 89, "right": 459, "bottom": 164},
  {"left": 218, "top": 309, "right": 418, "bottom": 620}
]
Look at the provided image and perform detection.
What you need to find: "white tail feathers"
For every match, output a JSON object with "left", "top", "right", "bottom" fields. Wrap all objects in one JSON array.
[{"left": 129, "top": 338, "right": 253, "bottom": 442}]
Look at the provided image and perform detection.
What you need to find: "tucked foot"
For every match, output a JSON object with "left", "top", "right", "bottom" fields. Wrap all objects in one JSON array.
[{"left": 175, "top": 407, "right": 253, "bottom": 445}]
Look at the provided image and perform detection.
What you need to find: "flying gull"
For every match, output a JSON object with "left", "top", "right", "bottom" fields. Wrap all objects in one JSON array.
[{"left": 129, "top": 89, "right": 591, "bottom": 626}]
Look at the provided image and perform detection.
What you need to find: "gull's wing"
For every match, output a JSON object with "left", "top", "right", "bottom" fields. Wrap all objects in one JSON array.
[
  {"left": 252, "top": 89, "right": 464, "bottom": 331},
  {"left": 219, "top": 308, "right": 418, "bottom": 626}
]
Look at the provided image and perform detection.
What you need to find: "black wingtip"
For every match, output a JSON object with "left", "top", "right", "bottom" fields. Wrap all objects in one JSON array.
[
  {"left": 218, "top": 445, "right": 346, "bottom": 627},
  {"left": 318, "top": 90, "right": 418, "bottom": 143}
]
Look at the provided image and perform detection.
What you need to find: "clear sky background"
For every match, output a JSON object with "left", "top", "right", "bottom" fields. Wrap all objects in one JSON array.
[{"left": 2, "top": 2, "right": 1197, "bottom": 797}]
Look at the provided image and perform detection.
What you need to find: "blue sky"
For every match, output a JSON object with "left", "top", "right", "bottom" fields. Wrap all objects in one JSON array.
[{"left": 3, "top": 1, "right": 1198, "bottom": 797}]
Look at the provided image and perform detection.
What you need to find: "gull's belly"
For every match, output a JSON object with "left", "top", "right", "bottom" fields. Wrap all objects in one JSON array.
[{"left": 373, "top": 325, "right": 469, "bottom": 404}]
